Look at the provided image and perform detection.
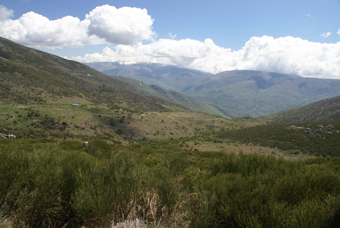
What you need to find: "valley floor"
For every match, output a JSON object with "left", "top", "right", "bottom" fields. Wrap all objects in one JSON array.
[{"left": 1, "top": 104, "right": 340, "bottom": 228}]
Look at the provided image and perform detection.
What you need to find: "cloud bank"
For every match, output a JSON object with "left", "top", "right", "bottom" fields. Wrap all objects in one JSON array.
[
  {"left": 1, "top": 5, "right": 339, "bottom": 78},
  {"left": 0, "top": 5, "right": 155, "bottom": 48},
  {"left": 73, "top": 36, "right": 340, "bottom": 78}
]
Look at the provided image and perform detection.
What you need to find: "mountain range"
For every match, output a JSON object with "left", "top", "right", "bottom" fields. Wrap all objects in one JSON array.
[
  {"left": 89, "top": 62, "right": 340, "bottom": 117},
  {"left": 85, "top": 61, "right": 212, "bottom": 91},
  {"left": 2, "top": 35, "right": 340, "bottom": 119}
]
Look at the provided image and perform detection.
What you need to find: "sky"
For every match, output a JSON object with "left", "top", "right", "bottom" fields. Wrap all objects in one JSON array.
[{"left": 1, "top": 0, "right": 340, "bottom": 78}]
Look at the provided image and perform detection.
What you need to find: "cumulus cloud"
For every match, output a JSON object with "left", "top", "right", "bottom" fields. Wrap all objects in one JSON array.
[
  {"left": 321, "top": 32, "right": 331, "bottom": 38},
  {"left": 74, "top": 36, "right": 340, "bottom": 78},
  {"left": 0, "top": 12, "right": 103, "bottom": 48},
  {"left": 0, "top": 5, "right": 155, "bottom": 48},
  {"left": 0, "top": 5, "right": 13, "bottom": 21},
  {"left": 86, "top": 5, "right": 155, "bottom": 45}
]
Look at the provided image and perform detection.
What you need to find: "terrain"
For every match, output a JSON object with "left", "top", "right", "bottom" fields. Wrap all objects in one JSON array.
[
  {"left": 86, "top": 61, "right": 212, "bottom": 92},
  {"left": 1, "top": 37, "right": 340, "bottom": 228},
  {"left": 112, "top": 76, "right": 234, "bottom": 118},
  {"left": 266, "top": 95, "right": 340, "bottom": 124},
  {"left": 89, "top": 62, "right": 340, "bottom": 117},
  {"left": 0, "top": 37, "right": 191, "bottom": 112},
  {"left": 183, "top": 70, "right": 340, "bottom": 117}
]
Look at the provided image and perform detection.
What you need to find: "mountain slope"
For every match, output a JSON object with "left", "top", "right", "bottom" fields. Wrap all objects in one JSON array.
[
  {"left": 266, "top": 95, "right": 340, "bottom": 123},
  {"left": 0, "top": 37, "right": 190, "bottom": 112},
  {"left": 86, "top": 62, "right": 212, "bottom": 91},
  {"left": 183, "top": 70, "right": 340, "bottom": 117},
  {"left": 113, "top": 76, "right": 235, "bottom": 118}
]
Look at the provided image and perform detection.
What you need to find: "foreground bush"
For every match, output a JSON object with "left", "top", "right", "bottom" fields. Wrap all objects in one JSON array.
[{"left": 1, "top": 140, "right": 340, "bottom": 227}]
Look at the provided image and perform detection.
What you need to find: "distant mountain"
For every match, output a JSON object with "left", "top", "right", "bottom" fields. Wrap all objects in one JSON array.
[
  {"left": 86, "top": 62, "right": 212, "bottom": 91},
  {"left": 88, "top": 63, "right": 340, "bottom": 118},
  {"left": 0, "top": 37, "right": 190, "bottom": 112},
  {"left": 113, "top": 76, "right": 235, "bottom": 118},
  {"left": 182, "top": 70, "right": 340, "bottom": 117},
  {"left": 267, "top": 95, "right": 340, "bottom": 123}
]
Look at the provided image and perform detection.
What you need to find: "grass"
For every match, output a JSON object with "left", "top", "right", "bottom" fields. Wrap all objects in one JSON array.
[{"left": 0, "top": 104, "right": 251, "bottom": 142}]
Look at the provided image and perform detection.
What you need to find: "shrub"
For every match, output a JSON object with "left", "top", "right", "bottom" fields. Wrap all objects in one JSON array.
[{"left": 86, "top": 139, "right": 113, "bottom": 158}]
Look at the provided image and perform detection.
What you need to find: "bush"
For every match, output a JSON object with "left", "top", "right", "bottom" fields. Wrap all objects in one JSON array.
[
  {"left": 59, "top": 140, "right": 84, "bottom": 150},
  {"left": 86, "top": 139, "right": 113, "bottom": 158}
]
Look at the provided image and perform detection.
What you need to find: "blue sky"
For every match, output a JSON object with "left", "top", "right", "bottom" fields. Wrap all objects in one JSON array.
[{"left": 1, "top": 0, "right": 340, "bottom": 78}]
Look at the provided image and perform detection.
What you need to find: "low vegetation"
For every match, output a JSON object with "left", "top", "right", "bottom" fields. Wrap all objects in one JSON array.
[
  {"left": 218, "top": 120, "right": 340, "bottom": 157},
  {"left": 265, "top": 95, "right": 340, "bottom": 124},
  {"left": 0, "top": 104, "right": 249, "bottom": 142},
  {"left": 1, "top": 139, "right": 340, "bottom": 227}
]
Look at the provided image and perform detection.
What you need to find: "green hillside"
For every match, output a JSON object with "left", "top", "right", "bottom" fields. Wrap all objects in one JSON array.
[
  {"left": 113, "top": 76, "right": 235, "bottom": 118},
  {"left": 0, "top": 36, "right": 189, "bottom": 112},
  {"left": 266, "top": 95, "right": 340, "bottom": 123},
  {"left": 218, "top": 120, "right": 340, "bottom": 157},
  {"left": 183, "top": 70, "right": 340, "bottom": 117}
]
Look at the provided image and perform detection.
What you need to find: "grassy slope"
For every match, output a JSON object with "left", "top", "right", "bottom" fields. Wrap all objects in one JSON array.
[
  {"left": 218, "top": 120, "right": 340, "bottom": 157},
  {"left": 264, "top": 95, "right": 340, "bottom": 123},
  {"left": 0, "top": 103, "right": 243, "bottom": 141},
  {"left": 0, "top": 37, "right": 190, "bottom": 112}
]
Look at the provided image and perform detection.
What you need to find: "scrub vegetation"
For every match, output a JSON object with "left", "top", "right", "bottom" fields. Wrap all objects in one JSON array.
[{"left": 1, "top": 139, "right": 340, "bottom": 228}]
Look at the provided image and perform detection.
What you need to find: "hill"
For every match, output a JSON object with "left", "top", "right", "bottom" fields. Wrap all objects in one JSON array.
[
  {"left": 0, "top": 36, "right": 189, "bottom": 112},
  {"left": 112, "top": 76, "right": 235, "bottom": 118},
  {"left": 218, "top": 119, "right": 340, "bottom": 157},
  {"left": 265, "top": 95, "right": 340, "bottom": 123},
  {"left": 86, "top": 62, "right": 212, "bottom": 91},
  {"left": 183, "top": 70, "right": 340, "bottom": 117}
]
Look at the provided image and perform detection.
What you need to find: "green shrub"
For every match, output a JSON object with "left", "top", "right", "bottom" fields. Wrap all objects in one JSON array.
[
  {"left": 59, "top": 140, "right": 83, "bottom": 150},
  {"left": 86, "top": 139, "right": 113, "bottom": 158}
]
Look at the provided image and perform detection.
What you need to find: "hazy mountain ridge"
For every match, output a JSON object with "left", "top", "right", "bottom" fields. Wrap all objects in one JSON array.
[
  {"left": 112, "top": 76, "right": 235, "bottom": 118},
  {"left": 183, "top": 70, "right": 340, "bottom": 117},
  {"left": 88, "top": 63, "right": 340, "bottom": 117},
  {"left": 86, "top": 62, "right": 212, "bottom": 91}
]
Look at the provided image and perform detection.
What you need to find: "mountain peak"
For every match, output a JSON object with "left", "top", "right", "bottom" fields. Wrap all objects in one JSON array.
[{"left": 117, "top": 60, "right": 137, "bottom": 65}]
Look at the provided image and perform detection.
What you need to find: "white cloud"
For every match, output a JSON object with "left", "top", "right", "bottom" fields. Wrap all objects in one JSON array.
[
  {"left": 338, "top": 29, "right": 340, "bottom": 36},
  {"left": 168, "top": 33, "right": 177, "bottom": 40},
  {"left": 321, "top": 32, "right": 331, "bottom": 38},
  {"left": 0, "top": 5, "right": 13, "bottom": 21},
  {"left": 0, "top": 12, "right": 102, "bottom": 48},
  {"left": 74, "top": 36, "right": 340, "bottom": 78},
  {"left": 0, "top": 5, "right": 155, "bottom": 48},
  {"left": 86, "top": 5, "right": 155, "bottom": 45}
]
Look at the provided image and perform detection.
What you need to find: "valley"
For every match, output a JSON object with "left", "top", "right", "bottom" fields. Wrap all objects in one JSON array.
[
  {"left": 1, "top": 36, "right": 340, "bottom": 228},
  {"left": 89, "top": 63, "right": 340, "bottom": 117}
]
